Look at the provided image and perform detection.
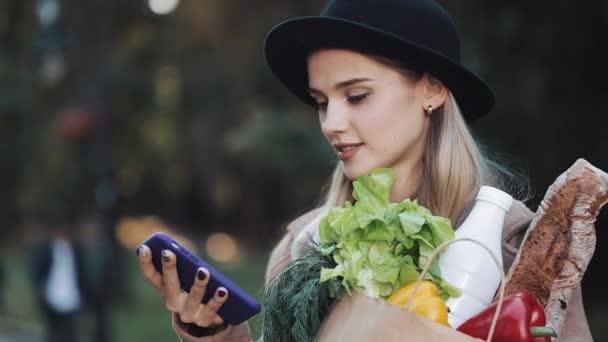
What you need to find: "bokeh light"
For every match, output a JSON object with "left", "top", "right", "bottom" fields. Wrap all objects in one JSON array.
[
  {"left": 115, "top": 215, "right": 196, "bottom": 252},
  {"left": 205, "top": 232, "right": 240, "bottom": 264},
  {"left": 148, "top": 0, "right": 180, "bottom": 15}
]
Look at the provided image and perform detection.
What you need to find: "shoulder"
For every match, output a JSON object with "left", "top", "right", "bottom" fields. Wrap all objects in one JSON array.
[
  {"left": 29, "top": 240, "right": 51, "bottom": 258},
  {"left": 285, "top": 207, "right": 325, "bottom": 236},
  {"left": 265, "top": 207, "right": 325, "bottom": 284}
]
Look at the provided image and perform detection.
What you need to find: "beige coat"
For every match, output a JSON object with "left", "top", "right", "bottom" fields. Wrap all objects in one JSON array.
[{"left": 173, "top": 200, "right": 593, "bottom": 341}]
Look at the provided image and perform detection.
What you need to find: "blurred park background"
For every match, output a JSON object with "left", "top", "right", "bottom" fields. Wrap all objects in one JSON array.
[{"left": 0, "top": 0, "right": 606, "bottom": 341}]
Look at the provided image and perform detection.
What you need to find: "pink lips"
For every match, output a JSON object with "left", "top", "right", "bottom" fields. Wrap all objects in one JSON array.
[{"left": 334, "top": 143, "right": 363, "bottom": 161}]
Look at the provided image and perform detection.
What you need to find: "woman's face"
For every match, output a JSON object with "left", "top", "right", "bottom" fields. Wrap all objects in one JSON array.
[{"left": 307, "top": 49, "right": 432, "bottom": 181}]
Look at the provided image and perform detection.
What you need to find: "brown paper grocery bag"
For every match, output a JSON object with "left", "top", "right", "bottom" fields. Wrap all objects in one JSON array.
[
  {"left": 316, "top": 292, "right": 483, "bottom": 342},
  {"left": 317, "top": 238, "right": 505, "bottom": 342}
]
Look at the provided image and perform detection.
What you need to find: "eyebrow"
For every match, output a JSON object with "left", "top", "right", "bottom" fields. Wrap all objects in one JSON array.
[{"left": 309, "top": 77, "right": 374, "bottom": 95}]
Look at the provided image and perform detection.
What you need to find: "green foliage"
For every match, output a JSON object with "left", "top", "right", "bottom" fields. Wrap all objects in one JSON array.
[
  {"left": 318, "top": 168, "right": 459, "bottom": 300},
  {"left": 263, "top": 247, "right": 344, "bottom": 342}
]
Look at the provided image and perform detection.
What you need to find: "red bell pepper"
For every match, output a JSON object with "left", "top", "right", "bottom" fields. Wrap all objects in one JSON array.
[{"left": 457, "top": 291, "right": 557, "bottom": 342}]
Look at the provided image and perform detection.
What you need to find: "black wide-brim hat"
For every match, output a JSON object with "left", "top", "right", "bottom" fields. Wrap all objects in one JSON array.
[{"left": 264, "top": 0, "right": 495, "bottom": 122}]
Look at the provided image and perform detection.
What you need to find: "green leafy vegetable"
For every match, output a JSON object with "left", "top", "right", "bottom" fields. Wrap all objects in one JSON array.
[
  {"left": 318, "top": 168, "right": 460, "bottom": 300},
  {"left": 263, "top": 245, "right": 344, "bottom": 342}
]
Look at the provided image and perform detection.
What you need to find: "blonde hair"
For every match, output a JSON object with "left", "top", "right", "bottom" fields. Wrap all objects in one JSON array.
[
  {"left": 290, "top": 56, "right": 528, "bottom": 257},
  {"left": 316, "top": 93, "right": 491, "bottom": 223}
]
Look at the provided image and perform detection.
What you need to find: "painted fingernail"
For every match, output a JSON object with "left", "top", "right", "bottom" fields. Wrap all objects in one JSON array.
[
  {"left": 162, "top": 250, "right": 170, "bottom": 262},
  {"left": 137, "top": 246, "right": 148, "bottom": 257},
  {"left": 197, "top": 269, "right": 207, "bottom": 281},
  {"left": 218, "top": 289, "right": 226, "bottom": 298}
]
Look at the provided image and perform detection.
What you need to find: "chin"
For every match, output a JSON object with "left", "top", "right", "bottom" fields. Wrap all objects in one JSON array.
[{"left": 341, "top": 162, "right": 376, "bottom": 180}]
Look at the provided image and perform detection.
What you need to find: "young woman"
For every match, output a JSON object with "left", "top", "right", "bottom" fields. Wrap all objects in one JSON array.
[{"left": 137, "top": 0, "right": 593, "bottom": 341}]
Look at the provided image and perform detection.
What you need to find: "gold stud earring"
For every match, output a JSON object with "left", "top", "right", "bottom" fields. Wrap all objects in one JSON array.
[{"left": 425, "top": 105, "right": 434, "bottom": 116}]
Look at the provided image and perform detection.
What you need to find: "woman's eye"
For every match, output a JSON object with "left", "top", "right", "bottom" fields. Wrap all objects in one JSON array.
[
  {"left": 316, "top": 101, "right": 328, "bottom": 111},
  {"left": 347, "top": 93, "right": 369, "bottom": 104}
]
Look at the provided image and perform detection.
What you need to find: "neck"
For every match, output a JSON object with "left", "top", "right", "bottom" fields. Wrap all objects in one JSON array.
[{"left": 390, "top": 162, "right": 421, "bottom": 202}]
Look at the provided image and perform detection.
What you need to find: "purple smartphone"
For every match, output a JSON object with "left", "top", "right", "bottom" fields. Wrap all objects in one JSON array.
[{"left": 138, "top": 232, "right": 261, "bottom": 325}]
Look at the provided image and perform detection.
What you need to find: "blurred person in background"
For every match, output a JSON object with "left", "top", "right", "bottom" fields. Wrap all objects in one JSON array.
[
  {"left": 29, "top": 200, "right": 92, "bottom": 342},
  {"left": 136, "top": 0, "right": 593, "bottom": 340}
]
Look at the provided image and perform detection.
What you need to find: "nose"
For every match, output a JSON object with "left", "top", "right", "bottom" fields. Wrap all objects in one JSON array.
[{"left": 320, "top": 101, "right": 349, "bottom": 136}]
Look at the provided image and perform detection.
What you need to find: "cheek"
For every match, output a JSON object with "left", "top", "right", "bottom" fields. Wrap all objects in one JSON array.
[
  {"left": 356, "top": 90, "right": 421, "bottom": 147},
  {"left": 378, "top": 134, "right": 400, "bottom": 155},
  {"left": 319, "top": 115, "right": 330, "bottom": 139},
  {"left": 370, "top": 109, "right": 408, "bottom": 143},
  {"left": 368, "top": 107, "right": 424, "bottom": 154},
  {"left": 359, "top": 118, "right": 400, "bottom": 159}
]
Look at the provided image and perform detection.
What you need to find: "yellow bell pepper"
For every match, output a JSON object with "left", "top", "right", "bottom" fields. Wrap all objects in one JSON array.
[{"left": 387, "top": 280, "right": 450, "bottom": 327}]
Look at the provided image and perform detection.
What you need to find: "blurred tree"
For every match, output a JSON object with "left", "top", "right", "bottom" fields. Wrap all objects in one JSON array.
[{"left": 0, "top": 1, "right": 605, "bottom": 329}]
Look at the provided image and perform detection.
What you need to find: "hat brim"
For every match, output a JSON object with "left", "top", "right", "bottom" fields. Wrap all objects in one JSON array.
[{"left": 264, "top": 16, "right": 495, "bottom": 121}]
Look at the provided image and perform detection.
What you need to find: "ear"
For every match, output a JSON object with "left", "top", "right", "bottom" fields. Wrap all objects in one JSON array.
[{"left": 421, "top": 73, "right": 448, "bottom": 109}]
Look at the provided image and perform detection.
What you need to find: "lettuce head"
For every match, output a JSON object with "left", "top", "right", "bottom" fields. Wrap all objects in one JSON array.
[{"left": 318, "top": 168, "right": 460, "bottom": 300}]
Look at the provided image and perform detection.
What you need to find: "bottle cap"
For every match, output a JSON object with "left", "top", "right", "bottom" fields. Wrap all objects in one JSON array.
[{"left": 476, "top": 186, "right": 513, "bottom": 212}]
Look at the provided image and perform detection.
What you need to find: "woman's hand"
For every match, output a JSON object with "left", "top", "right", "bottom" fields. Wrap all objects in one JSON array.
[{"left": 137, "top": 244, "right": 229, "bottom": 328}]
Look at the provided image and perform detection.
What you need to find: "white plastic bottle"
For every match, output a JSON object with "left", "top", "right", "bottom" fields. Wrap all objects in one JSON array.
[{"left": 438, "top": 186, "right": 513, "bottom": 328}]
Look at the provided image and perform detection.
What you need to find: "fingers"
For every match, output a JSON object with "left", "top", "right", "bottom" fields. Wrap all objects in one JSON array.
[
  {"left": 137, "top": 245, "right": 164, "bottom": 295},
  {"left": 137, "top": 245, "right": 227, "bottom": 327},
  {"left": 196, "top": 287, "right": 228, "bottom": 327},
  {"left": 180, "top": 269, "right": 228, "bottom": 327},
  {"left": 161, "top": 249, "right": 186, "bottom": 312},
  {"left": 180, "top": 268, "right": 210, "bottom": 323}
]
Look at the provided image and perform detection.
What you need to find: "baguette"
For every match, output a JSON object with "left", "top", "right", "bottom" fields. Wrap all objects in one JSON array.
[{"left": 503, "top": 158, "right": 608, "bottom": 337}]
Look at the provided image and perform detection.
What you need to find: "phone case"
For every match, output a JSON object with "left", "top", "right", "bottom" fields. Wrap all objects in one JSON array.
[{"left": 138, "top": 232, "right": 261, "bottom": 325}]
